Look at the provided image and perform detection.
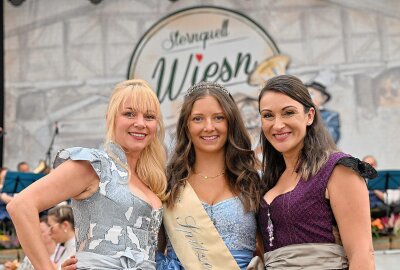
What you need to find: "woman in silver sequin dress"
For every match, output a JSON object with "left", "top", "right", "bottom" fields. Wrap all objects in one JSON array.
[{"left": 7, "top": 79, "right": 168, "bottom": 270}]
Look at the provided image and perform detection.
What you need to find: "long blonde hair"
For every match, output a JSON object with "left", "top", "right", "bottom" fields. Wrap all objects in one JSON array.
[{"left": 105, "top": 79, "right": 167, "bottom": 201}]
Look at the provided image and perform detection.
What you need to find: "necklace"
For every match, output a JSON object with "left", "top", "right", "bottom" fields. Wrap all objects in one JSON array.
[
  {"left": 193, "top": 170, "right": 225, "bottom": 180},
  {"left": 267, "top": 208, "right": 274, "bottom": 247}
]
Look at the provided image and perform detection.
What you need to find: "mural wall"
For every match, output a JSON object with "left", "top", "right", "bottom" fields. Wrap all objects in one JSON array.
[{"left": 3, "top": 0, "right": 400, "bottom": 170}]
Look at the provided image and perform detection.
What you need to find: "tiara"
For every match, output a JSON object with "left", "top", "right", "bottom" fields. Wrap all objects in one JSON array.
[{"left": 185, "top": 81, "right": 230, "bottom": 97}]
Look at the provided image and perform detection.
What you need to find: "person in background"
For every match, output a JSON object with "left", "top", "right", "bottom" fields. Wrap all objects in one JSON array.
[
  {"left": 3, "top": 215, "right": 57, "bottom": 270},
  {"left": 47, "top": 205, "right": 76, "bottom": 269},
  {"left": 258, "top": 75, "right": 376, "bottom": 269},
  {"left": 362, "top": 155, "right": 378, "bottom": 169},
  {"left": 0, "top": 167, "right": 8, "bottom": 189},
  {"left": 305, "top": 72, "right": 341, "bottom": 144},
  {"left": 363, "top": 155, "right": 386, "bottom": 211},
  {"left": 365, "top": 154, "right": 400, "bottom": 207},
  {"left": 7, "top": 79, "right": 167, "bottom": 270},
  {"left": 17, "top": 162, "right": 30, "bottom": 173},
  {"left": 0, "top": 167, "right": 10, "bottom": 223},
  {"left": 0, "top": 165, "right": 55, "bottom": 206},
  {"left": 39, "top": 215, "right": 58, "bottom": 264}
]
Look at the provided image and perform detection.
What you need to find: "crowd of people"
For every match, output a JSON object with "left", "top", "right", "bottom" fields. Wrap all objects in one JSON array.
[
  {"left": 0, "top": 75, "right": 391, "bottom": 269},
  {"left": 1, "top": 205, "right": 75, "bottom": 270}
]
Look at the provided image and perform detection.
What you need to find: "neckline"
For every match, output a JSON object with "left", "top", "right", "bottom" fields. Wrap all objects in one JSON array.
[
  {"left": 131, "top": 192, "right": 163, "bottom": 212},
  {"left": 106, "top": 142, "right": 162, "bottom": 212},
  {"left": 262, "top": 177, "right": 302, "bottom": 206},
  {"left": 201, "top": 196, "right": 238, "bottom": 207},
  {"left": 186, "top": 181, "right": 237, "bottom": 207}
]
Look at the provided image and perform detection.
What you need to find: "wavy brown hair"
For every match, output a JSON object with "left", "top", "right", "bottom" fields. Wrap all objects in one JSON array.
[
  {"left": 166, "top": 82, "right": 260, "bottom": 211},
  {"left": 258, "top": 75, "right": 338, "bottom": 193}
]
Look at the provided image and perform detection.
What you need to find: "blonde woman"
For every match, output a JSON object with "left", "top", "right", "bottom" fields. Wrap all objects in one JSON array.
[{"left": 7, "top": 79, "right": 167, "bottom": 270}]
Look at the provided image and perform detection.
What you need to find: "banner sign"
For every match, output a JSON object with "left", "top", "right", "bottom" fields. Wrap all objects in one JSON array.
[{"left": 128, "top": 6, "right": 288, "bottom": 143}]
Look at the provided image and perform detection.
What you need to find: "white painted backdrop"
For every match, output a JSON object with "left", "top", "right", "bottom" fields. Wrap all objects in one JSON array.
[{"left": 4, "top": 0, "right": 400, "bottom": 171}]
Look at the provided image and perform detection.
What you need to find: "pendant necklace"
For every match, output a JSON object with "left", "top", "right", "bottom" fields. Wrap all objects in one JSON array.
[{"left": 267, "top": 208, "right": 274, "bottom": 247}]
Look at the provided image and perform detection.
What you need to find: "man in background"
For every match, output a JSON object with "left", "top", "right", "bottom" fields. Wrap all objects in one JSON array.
[
  {"left": 305, "top": 70, "right": 341, "bottom": 144},
  {"left": 17, "top": 162, "right": 30, "bottom": 172},
  {"left": 363, "top": 155, "right": 378, "bottom": 169}
]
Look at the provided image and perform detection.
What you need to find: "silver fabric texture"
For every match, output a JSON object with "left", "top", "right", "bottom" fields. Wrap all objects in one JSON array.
[
  {"left": 76, "top": 251, "right": 156, "bottom": 270},
  {"left": 264, "top": 243, "right": 348, "bottom": 270},
  {"left": 54, "top": 142, "right": 162, "bottom": 269}
]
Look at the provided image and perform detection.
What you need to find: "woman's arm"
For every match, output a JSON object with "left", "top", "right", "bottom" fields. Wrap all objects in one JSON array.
[
  {"left": 7, "top": 160, "right": 99, "bottom": 270},
  {"left": 327, "top": 165, "right": 375, "bottom": 270},
  {"left": 0, "top": 192, "right": 13, "bottom": 204},
  {"left": 373, "top": 190, "right": 385, "bottom": 201}
]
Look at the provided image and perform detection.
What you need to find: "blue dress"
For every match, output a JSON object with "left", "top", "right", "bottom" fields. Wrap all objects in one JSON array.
[{"left": 156, "top": 197, "right": 256, "bottom": 270}]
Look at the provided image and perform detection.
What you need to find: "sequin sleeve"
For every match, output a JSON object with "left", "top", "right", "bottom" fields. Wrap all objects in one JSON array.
[{"left": 53, "top": 147, "right": 103, "bottom": 180}]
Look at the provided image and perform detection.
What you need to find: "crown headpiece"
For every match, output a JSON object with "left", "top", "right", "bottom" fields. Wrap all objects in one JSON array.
[{"left": 185, "top": 81, "right": 230, "bottom": 97}]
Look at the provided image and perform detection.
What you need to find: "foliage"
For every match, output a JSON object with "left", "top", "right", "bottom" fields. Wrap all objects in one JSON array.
[{"left": 372, "top": 213, "right": 400, "bottom": 239}]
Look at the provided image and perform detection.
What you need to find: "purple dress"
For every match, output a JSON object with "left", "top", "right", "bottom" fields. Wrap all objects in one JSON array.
[{"left": 258, "top": 152, "right": 374, "bottom": 252}]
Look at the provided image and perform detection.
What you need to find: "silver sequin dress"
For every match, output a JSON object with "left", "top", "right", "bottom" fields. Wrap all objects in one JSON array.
[{"left": 54, "top": 142, "right": 162, "bottom": 270}]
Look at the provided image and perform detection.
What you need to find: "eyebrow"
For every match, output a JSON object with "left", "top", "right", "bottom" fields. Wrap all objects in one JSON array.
[
  {"left": 260, "top": 105, "right": 297, "bottom": 112},
  {"left": 190, "top": 111, "right": 225, "bottom": 115},
  {"left": 122, "top": 107, "right": 155, "bottom": 113}
]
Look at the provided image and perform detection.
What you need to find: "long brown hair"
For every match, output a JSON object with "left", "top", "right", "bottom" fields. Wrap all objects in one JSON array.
[
  {"left": 166, "top": 82, "right": 260, "bottom": 211},
  {"left": 258, "top": 75, "right": 337, "bottom": 192}
]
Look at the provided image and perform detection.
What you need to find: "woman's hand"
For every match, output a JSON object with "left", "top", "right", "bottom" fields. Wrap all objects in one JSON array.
[
  {"left": 61, "top": 256, "right": 77, "bottom": 270},
  {"left": 4, "top": 261, "right": 18, "bottom": 270}
]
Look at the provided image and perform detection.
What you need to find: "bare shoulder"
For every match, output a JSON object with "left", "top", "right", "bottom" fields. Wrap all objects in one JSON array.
[
  {"left": 327, "top": 164, "right": 368, "bottom": 200},
  {"left": 329, "top": 164, "right": 365, "bottom": 186}
]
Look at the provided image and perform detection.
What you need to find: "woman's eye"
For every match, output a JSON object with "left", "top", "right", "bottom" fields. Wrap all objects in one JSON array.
[
  {"left": 261, "top": 113, "right": 273, "bottom": 119},
  {"left": 123, "top": 111, "right": 135, "bottom": 118},
  {"left": 283, "top": 110, "right": 295, "bottom": 117},
  {"left": 192, "top": 116, "right": 202, "bottom": 122},
  {"left": 145, "top": 114, "right": 156, "bottom": 120},
  {"left": 215, "top": 115, "right": 225, "bottom": 121}
]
